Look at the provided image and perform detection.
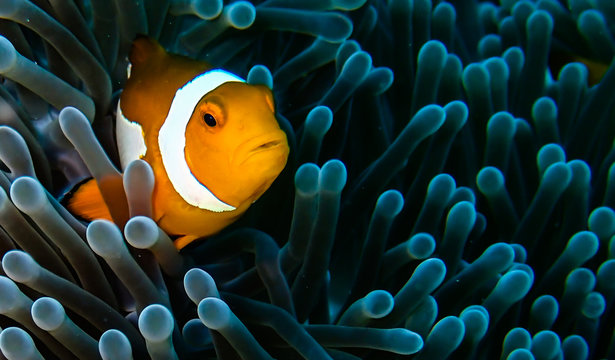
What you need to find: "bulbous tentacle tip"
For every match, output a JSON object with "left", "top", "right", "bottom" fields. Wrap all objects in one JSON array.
[
  {"left": 1, "top": 250, "right": 39, "bottom": 284},
  {"left": 319, "top": 159, "right": 347, "bottom": 192},
  {"left": 86, "top": 219, "right": 124, "bottom": 259},
  {"left": 124, "top": 216, "right": 159, "bottom": 249},
  {"left": 138, "top": 304, "right": 174, "bottom": 342},
  {"left": 247, "top": 65, "right": 274, "bottom": 90},
  {"left": 184, "top": 268, "right": 219, "bottom": 305},
  {"left": 197, "top": 297, "right": 231, "bottom": 330},
  {"left": 31, "top": 297, "right": 65, "bottom": 332},
  {"left": 0, "top": 36, "right": 17, "bottom": 72},
  {"left": 305, "top": 106, "right": 333, "bottom": 136},
  {"left": 9, "top": 176, "right": 48, "bottom": 213},
  {"left": 226, "top": 1, "right": 256, "bottom": 30},
  {"left": 99, "top": 329, "right": 133, "bottom": 360},
  {"left": 0, "top": 326, "right": 43, "bottom": 360},
  {"left": 199, "top": 0, "right": 225, "bottom": 19}
]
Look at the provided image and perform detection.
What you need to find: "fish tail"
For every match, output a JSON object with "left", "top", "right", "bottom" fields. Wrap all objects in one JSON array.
[{"left": 62, "top": 178, "right": 113, "bottom": 222}]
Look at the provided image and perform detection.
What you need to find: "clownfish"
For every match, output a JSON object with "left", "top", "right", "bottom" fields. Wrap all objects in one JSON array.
[
  {"left": 66, "top": 36, "right": 289, "bottom": 249},
  {"left": 549, "top": 49, "right": 609, "bottom": 86}
]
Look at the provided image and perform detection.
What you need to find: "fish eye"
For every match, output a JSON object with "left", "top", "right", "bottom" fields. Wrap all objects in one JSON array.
[{"left": 203, "top": 113, "right": 217, "bottom": 127}]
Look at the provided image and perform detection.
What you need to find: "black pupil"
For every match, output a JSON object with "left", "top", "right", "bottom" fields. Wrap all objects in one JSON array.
[{"left": 203, "top": 113, "right": 217, "bottom": 127}]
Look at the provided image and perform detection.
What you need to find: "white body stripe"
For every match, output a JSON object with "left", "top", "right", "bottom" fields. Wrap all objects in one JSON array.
[
  {"left": 116, "top": 101, "right": 147, "bottom": 170},
  {"left": 158, "top": 69, "right": 245, "bottom": 212}
]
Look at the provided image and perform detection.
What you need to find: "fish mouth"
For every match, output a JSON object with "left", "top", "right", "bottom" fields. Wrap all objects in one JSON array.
[
  {"left": 251, "top": 138, "right": 283, "bottom": 153},
  {"left": 238, "top": 130, "right": 288, "bottom": 165}
]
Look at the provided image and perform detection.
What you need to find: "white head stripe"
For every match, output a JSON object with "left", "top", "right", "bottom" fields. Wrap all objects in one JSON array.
[
  {"left": 116, "top": 101, "right": 147, "bottom": 170},
  {"left": 158, "top": 69, "right": 245, "bottom": 212}
]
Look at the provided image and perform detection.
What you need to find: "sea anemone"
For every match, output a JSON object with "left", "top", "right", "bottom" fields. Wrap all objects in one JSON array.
[{"left": 0, "top": 0, "right": 614, "bottom": 359}]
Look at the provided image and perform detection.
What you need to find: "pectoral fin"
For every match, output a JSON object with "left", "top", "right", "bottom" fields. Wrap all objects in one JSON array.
[{"left": 174, "top": 234, "right": 199, "bottom": 250}]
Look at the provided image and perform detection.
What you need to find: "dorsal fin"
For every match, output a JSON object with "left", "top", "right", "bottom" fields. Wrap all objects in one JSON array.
[{"left": 129, "top": 35, "right": 165, "bottom": 66}]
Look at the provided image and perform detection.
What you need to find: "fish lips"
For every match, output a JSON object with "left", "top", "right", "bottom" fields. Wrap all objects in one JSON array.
[{"left": 235, "top": 130, "right": 289, "bottom": 168}]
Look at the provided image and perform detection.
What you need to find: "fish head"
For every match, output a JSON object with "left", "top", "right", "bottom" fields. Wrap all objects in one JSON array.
[
  {"left": 119, "top": 36, "right": 288, "bottom": 214},
  {"left": 184, "top": 81, "right": 289, "bottom": 209}
]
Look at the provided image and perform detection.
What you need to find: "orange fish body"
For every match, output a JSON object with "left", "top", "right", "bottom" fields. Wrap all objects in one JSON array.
[{"left": 68, "top": 37, "right": 289, "bottom": 249}]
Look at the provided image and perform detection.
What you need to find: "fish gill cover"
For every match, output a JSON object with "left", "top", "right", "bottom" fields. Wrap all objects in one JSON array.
[{"left": 0, "top": 0, "right": 614, "bottom": 359}]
